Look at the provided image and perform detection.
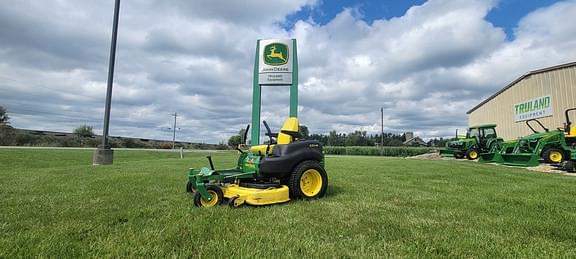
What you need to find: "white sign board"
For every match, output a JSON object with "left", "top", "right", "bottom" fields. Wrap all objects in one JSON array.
[
  {"left": 514, "top": 95, "right": 553, "bottom": 122},
  {"left": 258, "top": 39, "right": 293, "bottom": 85}
]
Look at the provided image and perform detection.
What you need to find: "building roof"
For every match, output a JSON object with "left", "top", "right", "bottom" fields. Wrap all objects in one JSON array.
[
  {"left": 403, "top": 136, "right": 427, "bottom": 146},
  {"left": 469, "top": 123, "right": 497, "bottom": 129},
  {"left": 466, "top": 61, "right": 576, "bottom": 114}
]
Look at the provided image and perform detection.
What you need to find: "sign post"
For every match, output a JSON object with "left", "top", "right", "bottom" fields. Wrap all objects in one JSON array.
[{"left": 250, "top": 39, "right": 298, "bottom": 145}]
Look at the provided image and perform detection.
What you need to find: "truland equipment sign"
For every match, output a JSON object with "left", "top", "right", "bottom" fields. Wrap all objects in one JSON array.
[
  {"left": 514, "top": 95, "right": 552, "bottom": 122},
  {"left": 258, "top": 39, "right": 293, "bottom": 85}
]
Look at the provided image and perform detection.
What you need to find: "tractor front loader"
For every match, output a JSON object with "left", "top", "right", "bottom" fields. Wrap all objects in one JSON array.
[{"left": 498, "top": 108, "right": 576, "bottom": 167}]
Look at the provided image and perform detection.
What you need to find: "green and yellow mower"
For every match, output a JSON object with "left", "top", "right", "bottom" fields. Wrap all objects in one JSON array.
[{"left": 185, "top": 39, "right": 329, "bottom": 207}]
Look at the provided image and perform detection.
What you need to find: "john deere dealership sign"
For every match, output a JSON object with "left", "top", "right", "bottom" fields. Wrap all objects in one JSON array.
[
  {"left": 514, "top": 95, "right": 552, "bottom": 122},
  {"left": 258, "top": 39, "right": 293, "bottom": 85}
]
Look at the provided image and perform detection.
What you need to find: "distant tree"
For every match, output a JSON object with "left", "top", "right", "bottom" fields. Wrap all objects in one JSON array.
[
  {"left": 309, "top": 133, "right": 328, "bottom": 145},
  {"left": 73, "top": 125, "right": 94, "bottom": 138},
  {"left": 299, "top": 125, "right": 309, "bottom": 139},
  {"left": 0, "top": 106, "right": 9, "bottom": 125},
  {"left": 227, "top": 128, "right": 246, "bottom": 147},
  {"left": 0, "top": 106, "right": 15, "bottom": 145},
  {"left": 228, "top": 135, "right": 242, "bottom": 147},
  {"left": 388, "top": 139, "right": 404, "bottom": 146},
  {"left": 73, "top": 125, "right": 94, "bottom": 147},
  {"left": 122, "top": 138, "right": 137, "bottom": 148}
]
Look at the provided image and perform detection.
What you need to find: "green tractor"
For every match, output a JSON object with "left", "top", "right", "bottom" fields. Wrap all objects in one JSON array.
[
  {"left": 185, "top": 39, "right": 329, "bottom": 208},
  {"left": 441, "top": 124, "right": 503, "bottom": 160},
  {"left": 497, "top": 108, "right": 576, "bottom": 167},
  {"left": 438, "top": 129, "right": 465, "bottom": 157}
]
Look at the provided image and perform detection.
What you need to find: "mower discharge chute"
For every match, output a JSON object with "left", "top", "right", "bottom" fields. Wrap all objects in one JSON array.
[{"left": 185, "top": 39, "right": 329, "bottom": 208}]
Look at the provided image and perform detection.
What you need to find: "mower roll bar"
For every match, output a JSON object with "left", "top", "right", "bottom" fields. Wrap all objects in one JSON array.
[{"left": 525, "top": 119, "right": 548, "bottom": 133}]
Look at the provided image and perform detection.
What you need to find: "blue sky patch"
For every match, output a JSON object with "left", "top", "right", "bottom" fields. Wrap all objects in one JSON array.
[{"left": 285, "top": 0, "right": 563, "bottom": 39}]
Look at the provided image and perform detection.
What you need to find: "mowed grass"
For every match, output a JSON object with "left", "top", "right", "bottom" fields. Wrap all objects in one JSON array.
[{"left": 1, "top": 149, "right": 576, "bottom": 258}]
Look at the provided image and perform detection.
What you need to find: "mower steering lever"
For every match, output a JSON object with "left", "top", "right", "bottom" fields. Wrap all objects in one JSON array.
[{"left": 206, "top": 155, "right": 215, "bottom": 170}]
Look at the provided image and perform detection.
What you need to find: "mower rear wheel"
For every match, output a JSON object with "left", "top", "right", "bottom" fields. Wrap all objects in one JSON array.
[
  {"left": 193, "top": 186, "right": 223, "bottom": 207},
  {"left": 289, "top": 160, "right": 328, "bottom": 199},
  {"left": 543, "top": 148, "right": 565, "bottom": 163},
  {"left": 466, "top": 148, "right": 479, "bottom": 160}
]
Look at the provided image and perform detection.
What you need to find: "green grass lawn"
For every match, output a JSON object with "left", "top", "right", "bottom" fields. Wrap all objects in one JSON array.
[{"left": 1, "top": 148, "right": 576, "bottom": 258}]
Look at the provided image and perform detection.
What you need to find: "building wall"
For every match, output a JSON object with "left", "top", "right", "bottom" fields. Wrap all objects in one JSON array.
[{"left": 468, "top": 65, "right": 576, "bottom": 140}]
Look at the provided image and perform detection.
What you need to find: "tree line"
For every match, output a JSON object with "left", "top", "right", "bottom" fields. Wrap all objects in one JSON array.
[
  {"left": 228, "top": 124, "right": 450, "bottom": 147},
  {"left": 0, "top": 106, "right": 227, "bottom": 149}
]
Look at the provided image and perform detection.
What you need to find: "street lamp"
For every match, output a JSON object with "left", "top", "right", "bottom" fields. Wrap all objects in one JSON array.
[
  {"left": 380, "top": 107, "right": 384, "bottom": 156},
  {"left": 93, "top": 0, "right": 121, "bottom": 165}
]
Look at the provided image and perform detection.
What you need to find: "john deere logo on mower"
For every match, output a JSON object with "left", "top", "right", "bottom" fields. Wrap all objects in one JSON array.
[{"left": 264, "top": 43, "right": 288, "bottom": 65}]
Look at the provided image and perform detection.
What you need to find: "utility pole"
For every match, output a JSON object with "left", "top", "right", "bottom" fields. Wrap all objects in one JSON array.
[
  {"left": 93, "top": 0, "right": 121, "bottom": 165},
  {"left": 171, "top": 112, "right": 178, "bottom": 149},
  {"left": 380, "top": 107, "right": 384, "bottom": 156}
]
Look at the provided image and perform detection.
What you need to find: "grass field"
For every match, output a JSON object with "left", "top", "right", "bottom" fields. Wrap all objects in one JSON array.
[{"left": 1, "top": 148, "right": 576, "bottom": 258}]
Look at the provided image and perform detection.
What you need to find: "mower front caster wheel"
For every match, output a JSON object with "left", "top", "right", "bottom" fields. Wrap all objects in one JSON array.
[
  {"left": 186, "top": 181, "right": 194, "bottom": 193},
  {"left": 228, "top": 197, "right": 245, "bottom": 208},
  {"left": 193, "top": 186, "right": 224, "bottom": 207}
]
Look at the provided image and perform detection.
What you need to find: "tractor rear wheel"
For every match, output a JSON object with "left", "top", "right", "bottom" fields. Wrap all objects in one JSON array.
[
  {"left": 543, "top": 148, "right": 565, "bottom": 163},
  {"left": 193, "top": 185, "right": 223, "bottom": 207},
  {"left": 466, "top": 148, "right": 479, "bottom": 160},
  {"left": 289, "top": 160, "right": 328, "bottom": 199}
]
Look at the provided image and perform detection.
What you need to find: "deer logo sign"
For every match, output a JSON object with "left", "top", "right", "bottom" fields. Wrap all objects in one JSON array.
[{"left": 263, "top": 43, "right": 288, "bottom": 65}]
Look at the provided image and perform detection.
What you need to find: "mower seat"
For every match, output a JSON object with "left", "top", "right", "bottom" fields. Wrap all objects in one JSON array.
[
  {"left": 249, "top": 117, "right": 300, "bottom": 155},
  {"left": 277, "top": 117, "right": 300, "bottom": 144},
  {"left": 568, "top": 126, "right": 576, "bottom": 138}
]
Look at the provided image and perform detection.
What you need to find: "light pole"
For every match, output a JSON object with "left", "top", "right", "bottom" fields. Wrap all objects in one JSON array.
[
  {"left": 93, "top": 0, "right": 121, "bottom": 165},
  {"left": 380, "top": 107, "right": 384, "bottom": 156},
  {"left": 169, "top": 112, "right": 180, "bottom": 149}
]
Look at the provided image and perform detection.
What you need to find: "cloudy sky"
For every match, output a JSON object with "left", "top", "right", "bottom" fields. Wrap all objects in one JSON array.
[{"left": 1, "top": 0, "right": 576, "bottom": 144}]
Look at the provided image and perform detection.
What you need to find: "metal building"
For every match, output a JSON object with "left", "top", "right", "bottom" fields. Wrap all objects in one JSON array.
[{"left": 467, "top": 62, "right": 576, "bottom": 140}]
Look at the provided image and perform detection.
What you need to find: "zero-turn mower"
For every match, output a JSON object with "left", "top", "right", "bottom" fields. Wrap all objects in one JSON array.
[{"left": 185, "top": 39, "right": 329, "bottom": 207}]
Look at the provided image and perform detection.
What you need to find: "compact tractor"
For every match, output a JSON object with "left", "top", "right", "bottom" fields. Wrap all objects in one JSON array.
[
  {"left": 490, "top": 108, "right": 576, "bottom": 168},
  {"left": 185, "top": 39, "right": 329, "bottom": 207},
  {"left": 441, "top": 124, "right": 503, "bottom": 160}
]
